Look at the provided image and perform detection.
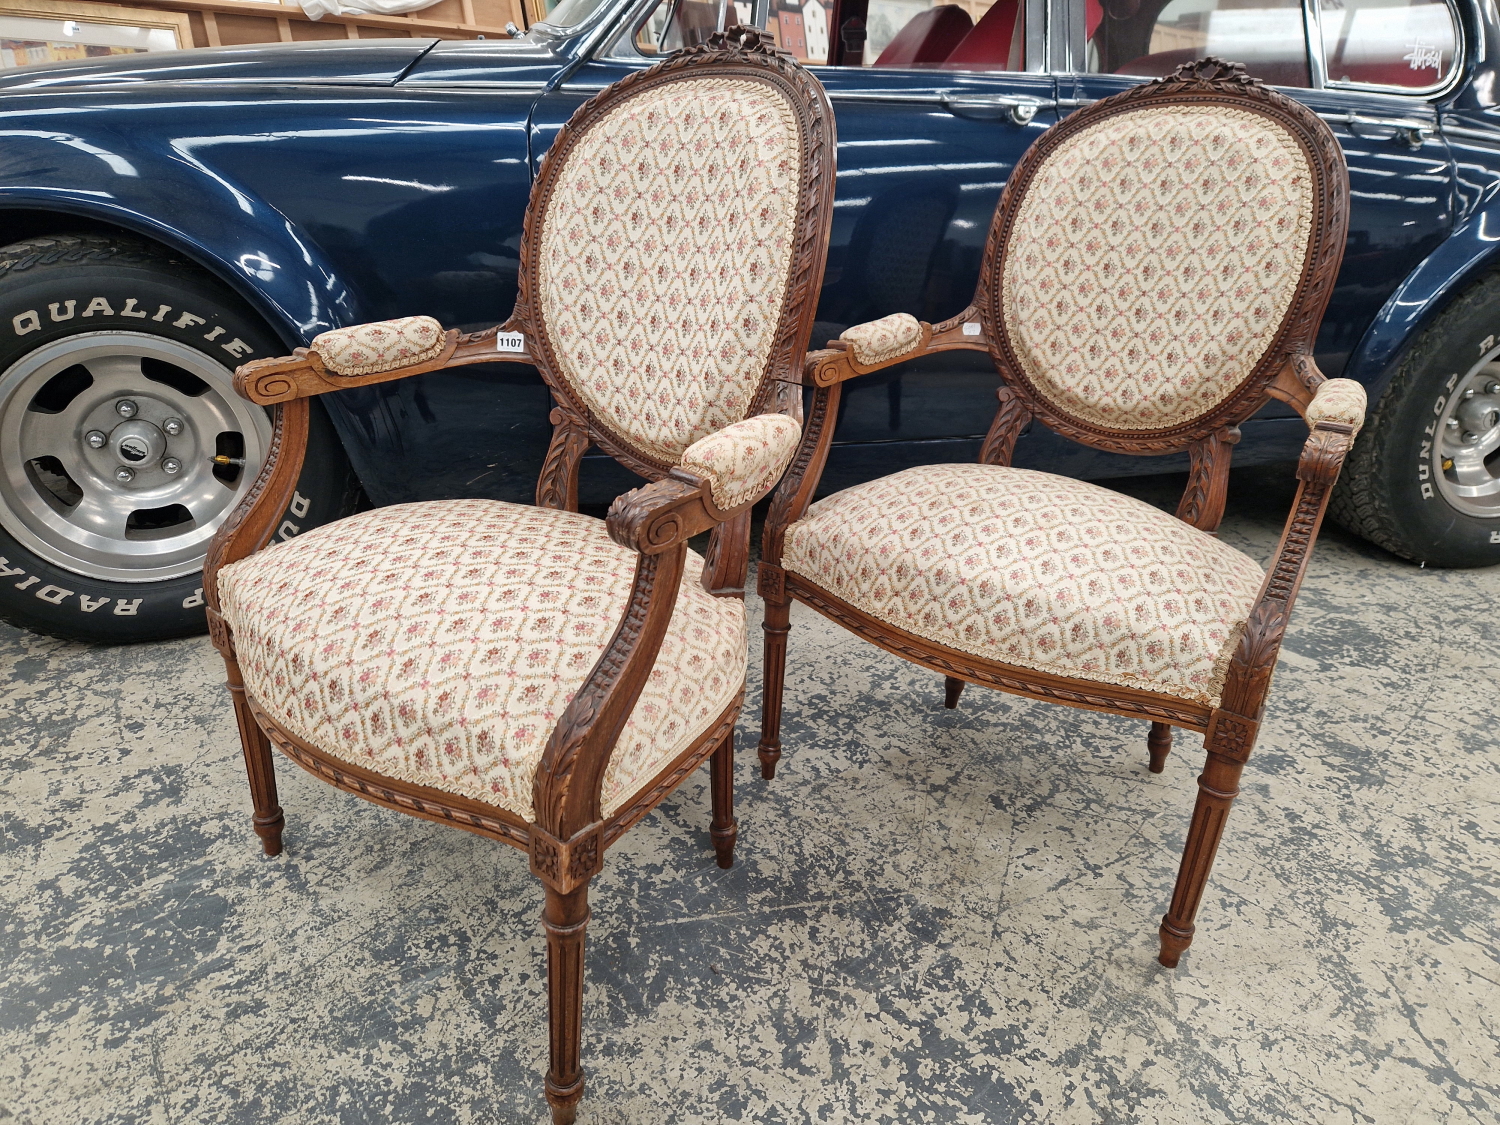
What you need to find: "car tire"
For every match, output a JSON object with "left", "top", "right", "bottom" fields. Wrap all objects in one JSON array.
[
  {"left": 0, "top": 232, "right": 360, "bottom": 643},
  {"left": 1331, "top": 273, "right": 1500, "bottom": 569}
]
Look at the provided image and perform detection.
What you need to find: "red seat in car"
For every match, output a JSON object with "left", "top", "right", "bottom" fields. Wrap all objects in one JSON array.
[
  {"left": 875, "top": 4, "right": 973, "bottom": 67},
  {"left": 943, "top": 0, "right": 1021, "bottom": 69}
]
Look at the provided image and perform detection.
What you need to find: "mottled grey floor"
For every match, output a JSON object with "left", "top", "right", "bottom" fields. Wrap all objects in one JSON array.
[{"left": 3, "top": 466, "right": 1497, "bottom": 1125}]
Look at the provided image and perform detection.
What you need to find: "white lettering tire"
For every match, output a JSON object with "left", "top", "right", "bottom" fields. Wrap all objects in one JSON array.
[{"left": 0, "top": 233, "right": 360, "bottom": 642}]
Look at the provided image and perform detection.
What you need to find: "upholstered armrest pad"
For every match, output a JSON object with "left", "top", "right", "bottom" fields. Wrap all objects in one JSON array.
[
  {"left": 311, "top": 315, "right": 447, "bottom": 376},
  {"left": 1305, "top": 378, "right": 1367, "bottom": 434},
  {"left": 679, "top": 413, "right": 801, "bottom": 511},
  {"left": 840, "top": 313, "right": 922, "bottom": 366}
]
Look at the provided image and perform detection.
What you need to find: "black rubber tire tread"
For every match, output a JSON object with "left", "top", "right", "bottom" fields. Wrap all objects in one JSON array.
[
  {"left": 1330, "top": 272, "right": 1500, "bottom": 567},
  {"left": 0, "top": 230, "right": 362, "bottom": 643}
]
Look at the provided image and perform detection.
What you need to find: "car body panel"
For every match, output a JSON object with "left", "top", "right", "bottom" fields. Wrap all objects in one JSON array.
[{"left": 2, "top": 0, "right": 1498, "bottom": 510}]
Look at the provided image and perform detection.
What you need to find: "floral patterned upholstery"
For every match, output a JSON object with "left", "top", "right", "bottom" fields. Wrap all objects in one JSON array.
[
  {"left": 782, "top": 464, "right": 1267, "bottom": 706},
  {"left": 1305, "top": 377, "right": 1367, "bottom": 433},
  {"left": 1002, "top": 105, "right": 1314, "bottom": 431},
  {"left": 311, "top": 316, "right": 447, "bottom": 377},
  {"left": 840, "top": 313, "right": 923, "bottom": 366},
  {"left": 537, "top": 76, "right": 804, "bottom": 465},
  {"left": 678, "top": 413, "right": 801, "bottom": 510},
  {"left": 217, "top": 501, "right": 746, "bottom": 822}
]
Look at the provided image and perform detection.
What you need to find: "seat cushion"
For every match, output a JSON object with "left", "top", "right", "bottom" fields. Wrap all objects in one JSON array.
[
  {"left": 782, "top": 464, "right": 1266, "bottom": 707},
  {"left": 218, "top": 500, "right": 746, "bottom": 822}
]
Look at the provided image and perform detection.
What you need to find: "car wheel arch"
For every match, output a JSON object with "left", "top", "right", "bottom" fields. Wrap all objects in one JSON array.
[
  {"left": 0, "top": 200, "right": 361, "bottom": 353},
  {"left": 1341, "top": 208, "right": 1500, "bottom": 401}
]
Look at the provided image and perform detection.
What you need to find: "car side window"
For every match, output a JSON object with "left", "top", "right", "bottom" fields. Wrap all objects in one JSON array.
[
  {"left": 621, "top": 0, "right": 1025, "bottom": 69},
  {"left": 1085, "top": 0, "right": 1311, "bottom": 88},
  {"left": 627, "top": 0, "right": 832, "bottom": 60},
  {"left": 1319, "top": 0, "right": 1458, "bottom": 90},
  {"left": 844, "top": 0, "right": 1024, "bottom": 69}
]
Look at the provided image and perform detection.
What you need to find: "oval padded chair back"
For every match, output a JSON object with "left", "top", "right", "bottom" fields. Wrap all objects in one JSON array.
[
  {"left": 980, "top": 59, "right": 1347, "bottom": 449},
  {"left": 516, "top": 30, "right": 835, "bottom": 473}
]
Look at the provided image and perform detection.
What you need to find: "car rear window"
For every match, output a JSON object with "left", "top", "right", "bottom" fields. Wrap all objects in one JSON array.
[{"left": 1086, "top": 0, "right": 1312, "bottom": 88}]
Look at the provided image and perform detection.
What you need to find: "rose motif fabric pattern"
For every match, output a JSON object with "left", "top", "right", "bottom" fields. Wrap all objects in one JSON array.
[
  {"left": 1002, "top": 105, "right": 1314, "bottom": 431},
  {"left": 537, "top": 76, "right": 803, "bottom": 465},
  {"left": 311, "top": 315, "right": 446, "bottom": 376},
  {"left": 841, "top": 313, "right": 922, "bottom": 366},
  {"left": 1304, "top": 377, "right": 1367, "bottom": 433},
  {"left": 218, "top": 500, "right": 746, "bottom": 821},
  {"left": 679, "top": 412, "right": 802, "bottom": 510},
  {"left": 782, "top": 464, "right": 1267, "bottom": 706}
]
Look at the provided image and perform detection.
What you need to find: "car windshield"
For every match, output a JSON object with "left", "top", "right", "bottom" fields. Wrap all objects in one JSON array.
[{"left": 537, "top": 0, "right": 614, "bottom": 30}]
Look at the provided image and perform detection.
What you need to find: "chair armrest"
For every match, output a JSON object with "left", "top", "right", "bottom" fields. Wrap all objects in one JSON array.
[
  {"left": 1216, "top": 416, "right": 1358, "bottom": 722},
  {"left": 677, "top": 413, "right": 802, "bottom": 511},
  {"left": 804, "top": 306, "right": 990, "bottom": 387},
  {"left": 1303, "top": 377, "right": 1367, "bottom": 434},
  {"left": 234, "top": 316, "right": 534, "bottom": 405}
]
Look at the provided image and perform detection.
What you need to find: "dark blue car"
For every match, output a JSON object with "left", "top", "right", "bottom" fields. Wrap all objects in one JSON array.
[{"left": 1, "top": 0, "right": 1497, "bottom": 642}]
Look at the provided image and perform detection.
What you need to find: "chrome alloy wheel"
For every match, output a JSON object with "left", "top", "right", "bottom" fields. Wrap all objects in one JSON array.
[
  {"left": 1436, "top": 359, "right": 1500, "bottom": 519},
  {"left": 0, "top": 331, "right": 271, "bottom": 583}
]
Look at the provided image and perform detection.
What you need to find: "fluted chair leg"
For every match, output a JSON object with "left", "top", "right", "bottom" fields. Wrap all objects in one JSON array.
[
  {"left": 223, "top": 654, "right": 284, "bottom": 856},
  {"left": 543, "top": 883, "right": 591, "bottom": 1125},
  {"left": 1147, "top": 721, "right": 1172, "bottom": 774},
  {"left": 1158, "top": 751, "right": 1243, "bottom": 967},
  {"left": 710, "top": 730, "right": 737, "bottom": 868},
  {"left": 943, "top": 676, "right": 965, "bottom": 709},
  {"left": 757, "top": 599, "right": 791, "bottom": 780}
]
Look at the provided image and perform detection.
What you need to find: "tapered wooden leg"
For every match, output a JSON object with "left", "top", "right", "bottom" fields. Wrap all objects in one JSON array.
[
  {"left": 710, "top": 730, "right": 737, "bottom": 869},
  {"left": 944, "top": 676, "right": 965, "bottom": 709},
  {"left": 1147, "top": 721, "right": 1172, "bottom": 774},
  {"left": 757, "top": 598, "right": 791, "bottom": 780},
  {"left": 543, "top": 883, "right": 591, "bottom": 1125},
  {"left": 1158, "top": 751, "right": 1243, "bottom": 967},
  {"left": 223, "top": 654, "right": 284, "bottom": 857}
]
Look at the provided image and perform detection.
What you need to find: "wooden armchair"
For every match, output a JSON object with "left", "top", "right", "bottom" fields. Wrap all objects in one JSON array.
[
  {"left": 199, "top": 29, "right": 835, "bottom": 1125},
  {"left": 756, "top": 59, "right": 1360, "bottom": 970}
]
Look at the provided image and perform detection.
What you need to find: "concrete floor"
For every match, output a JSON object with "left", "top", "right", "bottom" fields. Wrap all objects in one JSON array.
[{"left": 2, "top": 465, "right": 1497, "bottom": 1125}]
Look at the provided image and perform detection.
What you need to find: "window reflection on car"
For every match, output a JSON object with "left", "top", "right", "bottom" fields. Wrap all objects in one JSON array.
[{"left": 1319, "top": 0, "right": 1456, "bottom": 89}]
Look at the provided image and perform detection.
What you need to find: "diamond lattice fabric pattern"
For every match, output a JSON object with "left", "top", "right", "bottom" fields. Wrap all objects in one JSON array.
[
  {"left": 537, "top": 76, "right": 803, "bottom": 466},
  {"left": 782, "top": 464, "right": 1267, "bottom": 706},
  {"left": 1001, "top": 105, "right": 1314, "bottom": 432},
  {"left": 218, "top": 501, "right": 746, "bottom": 821},
  {"left": 841, "top": 313, "right": 922, "bottom": 366},
  {"left": 1304, "top": 377, "right": 1367, "bottom": 433},
  {"left": 679, "top": 412, "right": 802, "bottom": 510},
  {"left": 312, "top": 316, "right": 446, "bottom": 376}
]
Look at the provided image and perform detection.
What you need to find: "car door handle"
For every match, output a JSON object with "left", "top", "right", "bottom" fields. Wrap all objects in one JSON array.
[
  {"left": 940, "top": 92, "right": 1053, "bottom": 125},
  {"left": 1326, "top": 111, "right": 1431, "bottom": 149}
]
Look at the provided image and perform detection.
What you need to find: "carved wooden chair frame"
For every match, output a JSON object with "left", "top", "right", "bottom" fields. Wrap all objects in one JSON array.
[
  {"left": 756, "top": 59, "right": 1354, "bottom": 970},
  {"left": 200, "top": 29, "right": 835, "bottom": 1124}
]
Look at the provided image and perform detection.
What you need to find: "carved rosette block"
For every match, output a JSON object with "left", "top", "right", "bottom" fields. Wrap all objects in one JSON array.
[{"left": 530, "top": 823, "right": 605, "bottom": 893}]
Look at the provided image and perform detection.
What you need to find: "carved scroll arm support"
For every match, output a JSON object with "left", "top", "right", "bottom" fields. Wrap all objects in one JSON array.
[
  {"left": 1216, "top": 421, "right": 1357, "bottom": 725},
  {"left": 527, "top": 462, "right": 777, "bottom": 886},
  {"left": 202, "top": 398, "right": 310, "bottom": 622}
]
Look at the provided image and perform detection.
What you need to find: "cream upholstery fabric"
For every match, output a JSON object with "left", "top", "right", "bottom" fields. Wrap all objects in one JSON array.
[
  {"left": 782, "top": 464, "right": 1266, "bottom": 706},
  {"left": 1305, "top": 377, "right": 1367, "bottom": 434},
  {"left": 312, "top": 316, "right": 446, "bottom": 376},
  {"left": 1002, "top": 105, "right": 1314, "bottom": 431},
  {"left": 537, "top": 76, "right": 803, "bottom": 465},
  {"left": 841, "top": 313, "right": 922, "bottom": 366},
  {"left": 218, "top": 501, "right": 746, "bottom": 821},
  {"left": 679, "top": 413, "right": 801, "bottom": 510}
]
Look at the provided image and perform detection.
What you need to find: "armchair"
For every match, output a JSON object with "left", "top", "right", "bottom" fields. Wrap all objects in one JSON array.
[
  {"left": 756, "top": 58, "right": 1358, "bottom": 970},
  {"left": 200, "top": 29, "right": 833, "bottom": 1124}
]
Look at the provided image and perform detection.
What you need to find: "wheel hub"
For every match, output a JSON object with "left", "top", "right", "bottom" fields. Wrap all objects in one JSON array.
[
  {"left": 0, "top": 331, "right": 272, "bottom": 583},
  {"left": 1437, "top": 361, "right": 1500, "bottom": 514},
  {"left": 109, "top": 419, "right": 165, "bottom": 470}
]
